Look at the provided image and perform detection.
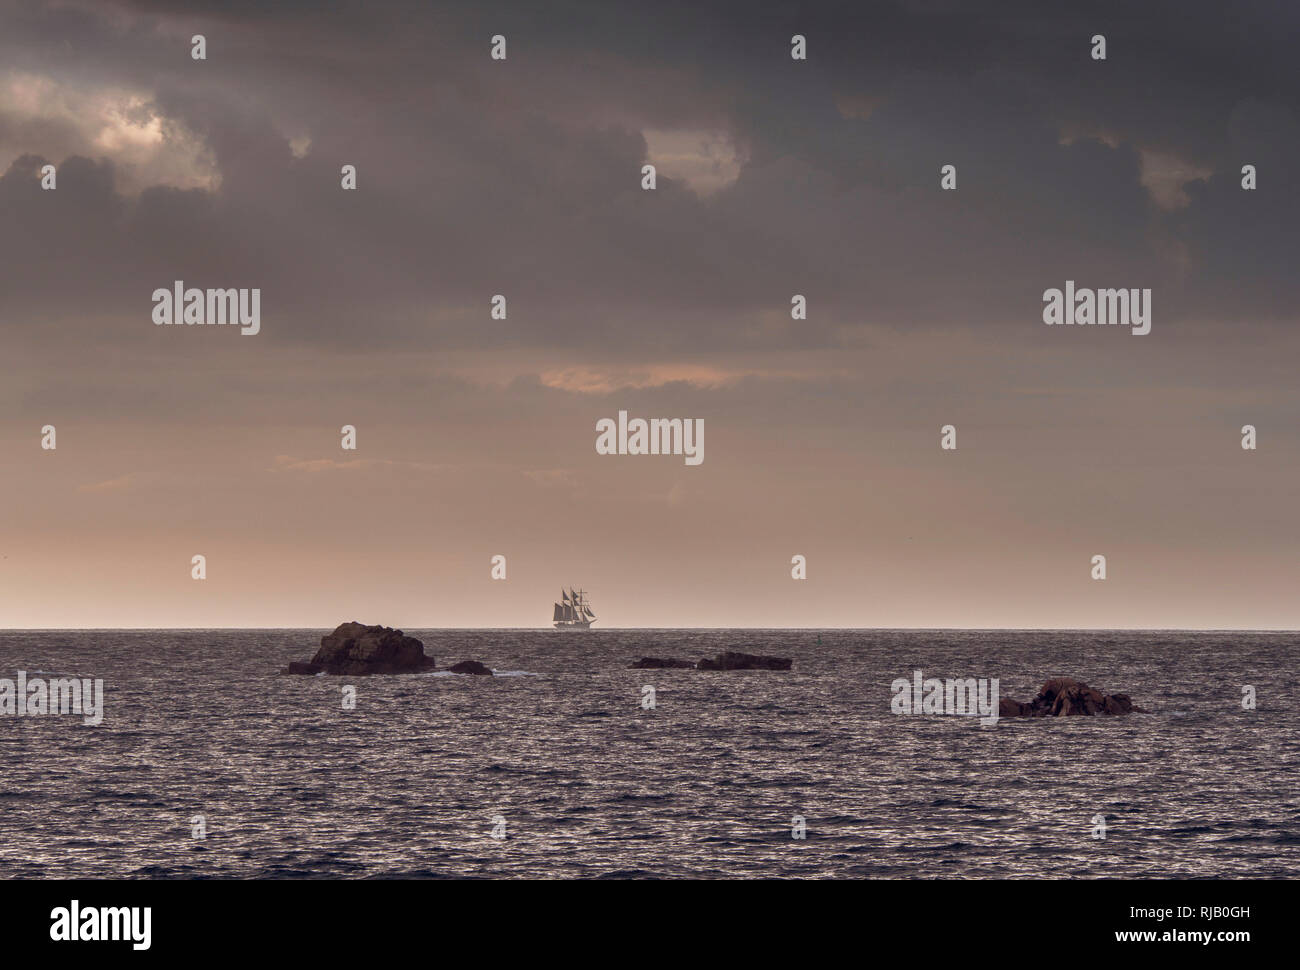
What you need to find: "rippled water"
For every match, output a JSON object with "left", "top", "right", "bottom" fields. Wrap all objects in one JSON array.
[{"left": 0, "top": 629, "right": 1296, "bottom": 878}]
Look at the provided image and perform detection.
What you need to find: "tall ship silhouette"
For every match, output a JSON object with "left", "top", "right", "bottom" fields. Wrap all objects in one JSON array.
[{"left": 553, "top": 588, "right": 596, "bottom": 629}]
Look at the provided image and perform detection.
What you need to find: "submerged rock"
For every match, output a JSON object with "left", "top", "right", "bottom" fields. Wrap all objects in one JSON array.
[
  {"left": 630, "top": 657, "right": 696, "bottom": 669},
  {"left": 1000, "top": 677, "right": 1145, "bottom": 717},
  {"left": 998, "top": 696, "right": 1028, "bottom": 718},
  {"left": 696, "top": 651, "right": 792, "bottom": 671},
  {"left": 448, "top": 660, "right": 493, "bottom": 675},
  {"left": 281, "top": 621, "right": 436, "bottom": 675}
]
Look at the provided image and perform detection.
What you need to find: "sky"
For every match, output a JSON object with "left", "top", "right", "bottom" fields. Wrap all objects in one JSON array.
[{"left": 1, "top": 0, "right": 1297, "bottom": 628}]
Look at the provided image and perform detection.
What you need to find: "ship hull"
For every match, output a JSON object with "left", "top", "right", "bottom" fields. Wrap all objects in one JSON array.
[{"left": 553, "top": 621, "right": 593, "bottom": 630}]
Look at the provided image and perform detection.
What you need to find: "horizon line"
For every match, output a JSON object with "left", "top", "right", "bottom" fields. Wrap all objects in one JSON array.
[{"left": 1, "top": 625, "right": 1297, "bottom": 633}]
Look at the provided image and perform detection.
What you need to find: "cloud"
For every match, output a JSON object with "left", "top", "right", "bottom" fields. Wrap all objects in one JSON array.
[
  {"left": 643, "top": 127, "right": 743, "bottom": 195},
  {"left": 0, "top": 70, "right": 218, "bottom": 193},
  {"left": 0, "top": 0, "right": 1293, "bottom": 362},
  {"left": 538, "top": 364, "right": 761, "bottom": 394},
  {"left": 77, "top": 474, "right": 134, "bottom": 492},
  {"left": 270, "top": 455, "right": 445, "bottom": 474}
]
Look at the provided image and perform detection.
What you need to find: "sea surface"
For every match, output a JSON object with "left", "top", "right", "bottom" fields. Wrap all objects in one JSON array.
[{"left": 0, "top": 629, "right": 1296, "bottom": 879}]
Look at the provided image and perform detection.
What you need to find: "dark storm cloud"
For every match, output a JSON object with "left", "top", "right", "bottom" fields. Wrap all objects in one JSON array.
[{"left": 0, "top": 0, "right": 1295, "bottom": 356}]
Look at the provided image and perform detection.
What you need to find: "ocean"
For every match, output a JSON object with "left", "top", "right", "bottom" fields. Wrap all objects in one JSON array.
[{"left": 1, "top": 629, "right": 1296, "bottom": 878}]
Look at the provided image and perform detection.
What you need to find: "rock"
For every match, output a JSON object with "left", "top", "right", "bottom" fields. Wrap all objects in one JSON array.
[
  {"left": 1104, "top": 693, "right": 1135, "bottom": 715},
  {"left": 448, "top": 660, "right": 493, "bottom": 675},
  {"left": 630, "top": 657, "right": 696, "bottom": 669},
  {"left": 998, "top": 696, "right": 1027, "bottom": 718},
  {"left": 696, "top": 651, "right": 792, "bottom": 671},
  {"left": 999, "top": 677, "right": 1145, "bottom": 717},
  {"left": 281, "top": 621, "right": 436, "bottom": 675}
]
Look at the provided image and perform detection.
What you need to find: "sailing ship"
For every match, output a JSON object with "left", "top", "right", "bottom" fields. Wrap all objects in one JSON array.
[{"left": 553, "top": 588, "right": 596, "bottom": 629}]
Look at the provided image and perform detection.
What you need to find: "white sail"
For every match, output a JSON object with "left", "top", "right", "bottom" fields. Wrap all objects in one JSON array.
[{"left": 554, "top": 587, "right": 596, "bottom": 629}]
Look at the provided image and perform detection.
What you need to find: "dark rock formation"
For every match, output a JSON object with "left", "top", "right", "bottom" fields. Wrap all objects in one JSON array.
[
  {"left": 998, "top": 696, "right": 1028, "bottom": 718},
  {"left": 630, "top": 657, "right": 697, "bottom": 669},
  {"left": 1000, "top": 677, "right": 1145, "bottom": 717},
  {"left": 448, "top": 660, "right": 493, "bottom": 675},
  {"left": 696, "top": 651, "right": 792, "bottom": 671},
  {"left": 281, "top": 622, "right": 436, "bottom": 675}
]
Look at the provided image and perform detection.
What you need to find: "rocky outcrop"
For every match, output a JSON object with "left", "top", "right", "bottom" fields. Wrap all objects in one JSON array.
[
  {"left": 630, "top": 657, "right": 697, "bottom": 669},
  {"left": 448, "top": 660, "right": 493, "bottom": 675},
  {"left": 281, "top": 622, "right": 436, "bottom": 675},
  {"left": 999, "top": 696, "right": 1028, "bottom": 718},
  {"left": 696, "top": 651, "right": 792, "bottom": 671},
  {"left": 1000, "top": 677, "right": 1145, "bottom": 717}
]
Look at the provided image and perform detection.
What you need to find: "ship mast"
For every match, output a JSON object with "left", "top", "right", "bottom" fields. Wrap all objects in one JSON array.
[{"left": 554, "top": 586, "right": 595, "bottom": 626}]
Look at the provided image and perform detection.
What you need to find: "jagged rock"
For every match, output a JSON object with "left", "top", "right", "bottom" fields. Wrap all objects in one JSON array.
[
  {"left": 696, "top": 651, "right": 792, "bottom": 671},
  {"left": 281, "top": 621, "right": 436, "bottom": 675},
  {"left": 1000, "top": 677, "right": 1145, "bottom": 717},
  {"left": 1105, "top": 693, "right": 1136, "bottom": 714},
  {"left": 448, "top": 660, "right": 493, "bottom": 675},
  {"left": 998, "top": 696, "right": 1028, "bottom": 717},
  {"left": 630, "top": 657, "right": 696, "bottom": 669}
]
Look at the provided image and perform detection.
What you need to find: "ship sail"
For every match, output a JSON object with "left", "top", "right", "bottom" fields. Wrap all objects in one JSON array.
[{"left": 553, "top": 586, "right": 597, "bottom": 629}]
